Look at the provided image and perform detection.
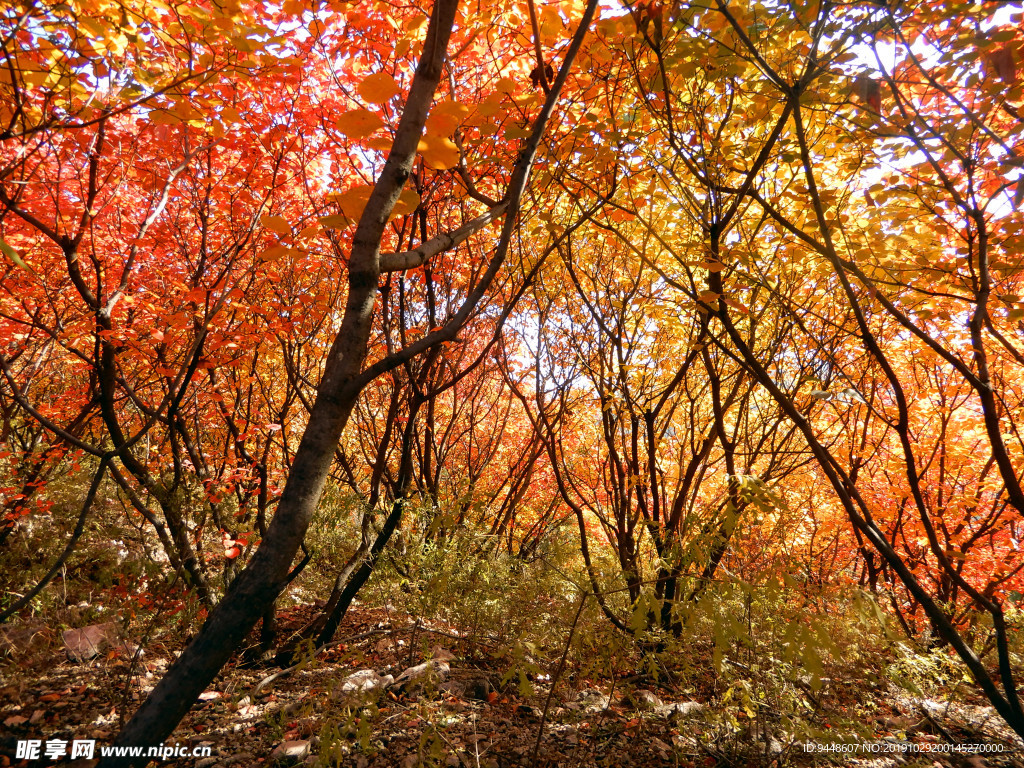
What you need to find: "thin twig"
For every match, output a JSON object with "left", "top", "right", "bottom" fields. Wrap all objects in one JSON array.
[{"left": 532, "top": 592, "right": 588, "bottom": 763}]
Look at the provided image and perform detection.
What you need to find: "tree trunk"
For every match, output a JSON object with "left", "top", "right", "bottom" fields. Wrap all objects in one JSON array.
[{"left": 315, "top": 395, "right": 421, "bottom": 647}]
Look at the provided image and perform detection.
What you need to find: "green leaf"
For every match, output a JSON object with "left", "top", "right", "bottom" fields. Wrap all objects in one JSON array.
[{"left": 0, "top": 238, "right": 30, "bottom": 271}]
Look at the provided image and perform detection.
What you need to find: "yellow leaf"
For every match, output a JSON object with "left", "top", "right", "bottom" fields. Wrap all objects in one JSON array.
[
  {"left": 260, "top": 215, "right": 291, "bottom": 235},
  {"left": 78, "top": 16, "right": 108, "bottom": 39},
  {"left": 504, "top": 124, "right": 531, "bottom": 140},
  {"left": 258, "top": 244, "right": 290, "bottom": 262},
  {"left": 0, "top": 238, "right": 31, "bottom": 271},
  {"left": 418, "top": 134, "right": 460, "bottom": 169},
  {"left": 318, "top": 214, "right": 349, "bottom": 230},
  {"left": 425, "top": 100, "right": 470, "bottom": 136},
  {"left": 392, "top": 188, "right": 421, "bottom": 218},
  {"left": 336, "top": 108, "right": 385, "bottom": 138},
  {"left": 358, "top": 72, "right": 400, "bottom": 104},
  {"left": 327, "top": 185, "right": 373, "bottom": 222},
  {"left": 405, "top": 14, "right": 427, "bottom": 32},
  {"left": 477, "top": 95, "right": 502, "bottom": 117},
  {"left": 324, "top": 185, "right": 419, "bottom": 227},
  {"left": 149, "top": 109, "right": 181, "bottom": 125}
]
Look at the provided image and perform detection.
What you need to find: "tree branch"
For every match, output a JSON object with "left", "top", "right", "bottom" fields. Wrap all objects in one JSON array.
[{"left": 378, "top": 202, "right": 508, "bottom": 273}]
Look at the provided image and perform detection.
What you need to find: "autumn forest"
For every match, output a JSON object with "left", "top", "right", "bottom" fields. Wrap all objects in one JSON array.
[{"left": 2, "top": 0, "right": 1024, "bottom": 765}]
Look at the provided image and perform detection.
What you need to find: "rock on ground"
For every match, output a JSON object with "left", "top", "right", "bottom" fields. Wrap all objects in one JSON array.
[
  {"left": 331, "top": 669, "right": 394, "bottom": 706},
  {"left": 270, "top": 739, "right": 310, "bottom": 764},
  {"left": 392, "top": 659, "right": 450, "bottom": 692},
  {"left": 62, "top": 621, "right": 120, "bottom": 662}
]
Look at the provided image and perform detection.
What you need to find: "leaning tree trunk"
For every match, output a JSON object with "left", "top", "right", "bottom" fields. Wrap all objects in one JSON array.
[
  {"left": 102, "top": 0, "right": 599, "bottom": 759},
  {"left": 102, "top": 3, "right": 461, "bottom": 761}
]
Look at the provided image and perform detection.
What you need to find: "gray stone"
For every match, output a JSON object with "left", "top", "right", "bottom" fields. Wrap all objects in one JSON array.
[
  {"left": 332, "top": 669, "right": 394, "bottom": 706},
  {"left": 271, "top": 740, "right": 310, "bottom": 764},
  {"left": 392, "top": 659, "right": 450, "bottom": 692},
  {"left": 62, "top": 622, "right": 120, "bottom": 662}
]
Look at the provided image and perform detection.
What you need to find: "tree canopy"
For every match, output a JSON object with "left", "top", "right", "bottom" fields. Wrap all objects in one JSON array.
[{"left": 3, "top": 0, "right": 1024, "bottom": 763}]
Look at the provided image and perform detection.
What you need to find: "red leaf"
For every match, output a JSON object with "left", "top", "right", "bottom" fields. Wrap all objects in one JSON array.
[{"left": 855, "top": 75, "right": 881, "bottom": 112}]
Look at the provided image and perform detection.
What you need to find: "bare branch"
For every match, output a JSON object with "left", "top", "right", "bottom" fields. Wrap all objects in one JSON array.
[{"left": 378, "top": 202, "right": 508, "bottom": 273}]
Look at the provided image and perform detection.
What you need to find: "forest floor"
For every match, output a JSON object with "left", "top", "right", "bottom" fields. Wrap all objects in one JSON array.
[{"left": 1, "top": 604, "right": 1023, "bottom": 768}]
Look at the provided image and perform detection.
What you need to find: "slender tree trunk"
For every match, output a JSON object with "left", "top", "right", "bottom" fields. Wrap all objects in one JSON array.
[
  {"left": 311, "top": 515, "right": 372, "bottom": 636},
  {"left": 316, "top": 396, "right": 421, "bottom": 647}
]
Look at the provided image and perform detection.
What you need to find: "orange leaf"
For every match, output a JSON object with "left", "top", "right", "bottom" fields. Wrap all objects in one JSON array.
[
  {"left": 260, "top": 214, "right": 291, "bottom": 235},
  {"left": 336, "top": 108, "right": 385, "bottom": 138},
  {"left": 358, "top": 72, "right": 400, "bottom": 104},
  {"left": 418, "top": 133, "right": 460, "bottom": 170}
]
